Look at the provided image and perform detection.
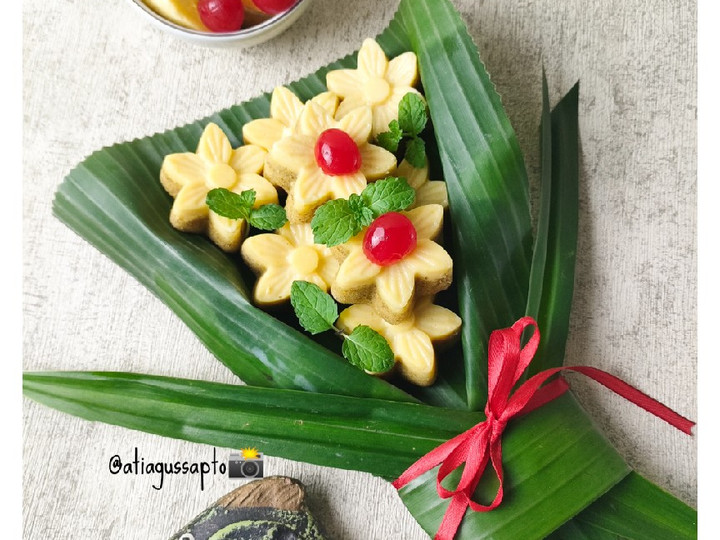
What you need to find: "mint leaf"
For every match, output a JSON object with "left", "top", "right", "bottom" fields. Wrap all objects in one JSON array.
[
  {"left": 398, "top": 93, "right": 427, "bottom": 137},
  {"left": 376, "top": 120, "right": 403, "bottom": 153},
  {"left": 348, "top": 194, "right": 374, "bottom": 228},
  {"left": 206, "top": 188, "right": 254, "bottom": 220},
  {"left": 342, "top": 325, "right": 395, "bottom": 374},
  {"left": 290, "top": 281, "right": 338, "bottom": 335},
  {"left": 248, "top": 204, "right": 287, "bottom": 231},
  {"left": 311, "top": 199, "right": 362, "bottom": 247},
  {"left": 362, "top": 177, "right": 416, "bottom": 216},
  {"left": 405, "top": 137, "right": 427, "bottom": 168}
]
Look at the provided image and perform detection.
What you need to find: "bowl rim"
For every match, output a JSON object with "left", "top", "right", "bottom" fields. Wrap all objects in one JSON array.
[{"left": 127, "top": 0, "right": 305, "bottom": 40}]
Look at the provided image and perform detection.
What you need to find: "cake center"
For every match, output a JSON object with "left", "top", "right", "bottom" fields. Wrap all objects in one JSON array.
[
  {"left": 290, "top": 246, "right": 320, "bottom": 274},
  {"left": 364, "top": 77, "right": 391, "bottom": 104},
  {"left": 207, "top": 163, "right": 237, "bottom": 189}
]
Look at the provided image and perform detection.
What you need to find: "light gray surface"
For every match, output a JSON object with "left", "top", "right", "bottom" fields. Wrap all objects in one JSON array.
[{"left": 23, "top": 0, "right": 696, "bottom": 538}]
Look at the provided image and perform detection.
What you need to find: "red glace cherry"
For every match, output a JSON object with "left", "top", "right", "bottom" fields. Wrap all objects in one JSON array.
[
  {"left": 253, "top": 0, "right": 296, "bottom": 15},
  {"left": 363, "top": 212, "right": 418, "bottom": 266},
  {"left": 198, "top": 0, "right": 245, "bottom": 32},
  {"left": 314, "top": 129, "right": 362, "bottom": 176}
]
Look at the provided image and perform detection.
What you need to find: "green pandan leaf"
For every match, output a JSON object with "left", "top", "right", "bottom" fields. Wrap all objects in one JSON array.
[
  {"left": 398, "top": 0, "right": 534, "bottom": 412},
  {"left": 524, "top": 74, "right": 580, "bottom": 378}
]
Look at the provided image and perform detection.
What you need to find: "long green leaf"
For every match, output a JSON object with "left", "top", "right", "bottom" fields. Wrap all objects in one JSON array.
[
  {"left": 549, "top": 473, "right": 696, "bottom": 539},
  {"left": 397, "top": 0, "right": 533, "bottom": 411},
  {"left": 525, "top": 77, "right": 580, "bottom": 376},
  {"left": 24, "top": 371, "right": 478, "bottom": 480},
  {"left": 23, "top": 370, "right": 628, "bottom": 538}
]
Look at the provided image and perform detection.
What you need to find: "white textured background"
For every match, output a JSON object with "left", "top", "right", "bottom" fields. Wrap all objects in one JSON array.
[{"left": 23, "top": 0, "right": 696, "bottom": 538}]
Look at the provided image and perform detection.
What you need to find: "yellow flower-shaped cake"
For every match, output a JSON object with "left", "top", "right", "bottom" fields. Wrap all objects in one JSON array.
[
  {"left": 160, "top": 123, "right": 278, "bottom": 253},
  {"left": 268, "top": 101, "right": 396, "bottom": 223},
  {"left": 242, "top": 86, "right": 339, "bottom": 152},
  {"left": 331, "top": 204, "right": 452, "bottom": 324},
  {"left": 241, "top": 222, "right": 339, "bottom": 306},
  {"left": 326, "top": 38, "right": 420, "bottom": 137},
  {"left": 337, "top": 298, "right": 461, "bottom": 386},
  {"left": 398, "top": 159, "right": 449, "bottom": 210}
]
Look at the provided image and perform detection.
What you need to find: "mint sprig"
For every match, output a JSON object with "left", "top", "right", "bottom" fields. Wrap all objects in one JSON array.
[
  {"left": 342, "top": 325, "right": 395, "bottom": 374},
  {"left": 376, "top": 93, "right": 428, "bottom": 168},
  {"left": 290, "top": 281, "right": 339, "bottom": 335},
  {"left": 310, "top": 199, "right": 362, "bottom": 247},
  {"left": 376, "top": 120, "right": 403, "bottom": 153},
  {"left": 311, "top": 177, "right": 415, "bottom": 247},
  {"left": 290, "top": 281, "right": 395, "bottom": 374},
  {"left": 206, "top": 188, "right": 287, "bottom": 231}
]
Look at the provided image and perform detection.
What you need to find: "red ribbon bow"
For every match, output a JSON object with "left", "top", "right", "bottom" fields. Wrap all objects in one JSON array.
[{"left": 392, "top": 316, "right": 694, "bottom": 540}]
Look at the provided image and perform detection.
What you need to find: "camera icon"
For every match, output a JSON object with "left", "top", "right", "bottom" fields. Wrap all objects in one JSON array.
[{"left": 228, "top": 452, "right": 264, "bottom": 479}]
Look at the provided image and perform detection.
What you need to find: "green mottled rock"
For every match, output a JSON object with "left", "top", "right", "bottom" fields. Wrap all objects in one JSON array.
[{"left": 170, "top": 476, "right": 325, "bottom": 540}]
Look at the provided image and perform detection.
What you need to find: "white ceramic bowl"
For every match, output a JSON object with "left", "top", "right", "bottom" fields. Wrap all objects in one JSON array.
[{"left": 127, "top": 0, "right": 312, "bottom": 48}]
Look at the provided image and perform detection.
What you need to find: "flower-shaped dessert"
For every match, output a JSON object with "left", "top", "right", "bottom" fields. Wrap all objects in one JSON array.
[
  {"left": 331, "top": 204, "right": 452, "bottom": 324},
  {"left": 160, "top": 123, "right": 278, "bottom": 253},
  {"left": 326, "top": 38, "right": 420, "bottom": 137},
  {"left": 267, "top": 102, "right": 396, "bottom": 222},
  {"left": 337, "top": 298, "right": 461, "bottom": 386},
  {"left": 241, "top": 222, "right": 339, "bottom": 306},
  {"left": 242, "top": 86, "right": 339, "bottom": 152},
  {"left": 397, "top": 159, "right": 449, "bottom": 210}
]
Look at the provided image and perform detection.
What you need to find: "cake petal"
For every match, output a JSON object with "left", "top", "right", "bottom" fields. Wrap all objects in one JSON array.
[
  {"left": 376, "top": 264, "right": 415, "bottom": 315},
  {"left": 337, "top": 304, "right": 383, "bottom": 333},
  {"left": 160, "top": 153, "right": 206, "bottom": 196},
  {"left": 335, "top": 249, "right": 382, "bottom": 289},
  {"left": 242, "top": 119, "right": 285, "bottom": 152},
  {"left": 297, "top": 102, "right": 332, "bottom": 138},
  {"left": 331, "top": 172, "right": 366, "bottom": 199},
  {"left": 270, "top": 86, "right": 304, "bottom": 127},
  {"left": 230, "top": 144, "right": 267, "bottom": 175},
  {"left": 337, "top": 106, "right": 372, "bottom": 144},
  {"left": 254, "top": 267, "right": 294, "bottom": 304},
  {"left": 392, "top": 329, "right": 436, "bottom": 386},
  {"left": 335, "top": 95, "right": 366, "bottom": 120},
  {"left": 197, "top": 123, "right": 232, "bottom": 165},
  {"left": 294, "top": 167, "right": 333, "bottom": 207},
  {"left": 357, "top": 38, "right": 388, "bottom": 78},
  {"left": 415, "top": 181, "right": 449, "bottom": 209},
  {"left": 170, "top": 181, "right": 210, "bottom": 232},
  {"left": 241, "top": 233, "right": 293, "bottom": 270},
  {"left": 371, "top": 104, "right": 397, "bottom": 138},
  {"left": 406, "top": 239, "right": 453, "bottom": 279},
  {"left": 386, "top": 52, "right": 419, "bottom": 87},
  {"left": 310, "top": 92, "right": 340, "bottom": 116},
  {"left": 326, "top": 69, "right": 365, "bottom": 99},
  {"left": 278, "top": 222, "right": 313, "bottom": 246},
  {"left": 359, "top": 144, "right": 397, "bottom": 180},
  {"left": 397, "top": 159, "right": 428, "bottom": 190},
  {"left": 207, "top": 211, "right": 247, "bottom": 253},
  {"left": 233, "top": 173, "right": 279, "bottom": 206},
  {"left": 405, "top": 205, "right": 444, "bottom": 240},
  {"left": 414, "top": 302, "right": 462, "bottom": 341},
  {"left": 317, "top": 251, "right": 340, "bottom": 286},
  {"left": 270, "top": 135, "right": 315, "bottom": 172}
]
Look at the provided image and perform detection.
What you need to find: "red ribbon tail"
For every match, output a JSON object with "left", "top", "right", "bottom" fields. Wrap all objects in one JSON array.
[
  {"left": 564, "top": 366, "right": 696, "bottom": 435},
  {"left": 435, "top": 493, "right": 469, "bottom": 540}
]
